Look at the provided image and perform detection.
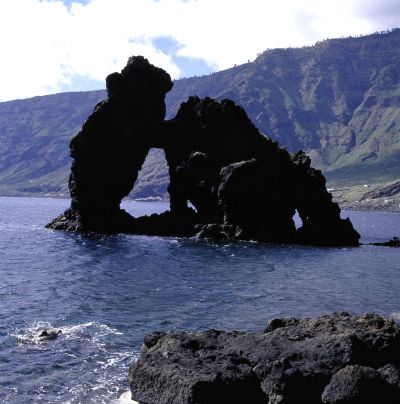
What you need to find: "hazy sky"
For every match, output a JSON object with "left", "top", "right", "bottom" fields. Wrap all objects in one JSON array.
[{"left": 0, "top": 0, "right": 398, "bottom": 101}]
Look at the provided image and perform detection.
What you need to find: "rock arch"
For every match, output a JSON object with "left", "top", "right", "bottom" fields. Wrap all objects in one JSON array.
[{"left": 47, "top": 56, "right": 360, "bottom": 246}]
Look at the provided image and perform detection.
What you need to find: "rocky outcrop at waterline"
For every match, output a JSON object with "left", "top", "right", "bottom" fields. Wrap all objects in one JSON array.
[
  {"left": 128, "top": 312, "right": 400, "bottom": 404},
  {"left": 38, "top": 329, "right": 62, "bottom": 341},
  {"left": 47, "top": 56, "right": 360, "bottom": 246},
  {"left": 371, "top": 237, "right": 400, "bottom": 247}
]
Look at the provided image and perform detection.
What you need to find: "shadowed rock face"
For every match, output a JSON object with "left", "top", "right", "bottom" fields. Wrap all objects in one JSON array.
[
  {"left": 53, "top": 56, "right": 173, "bottom": 233},
  {"left": 129, "top": 313, "right": 400, "bottom": 404},
  {"left": 47, "top": 56, "right": 360, "bottom": 246}
]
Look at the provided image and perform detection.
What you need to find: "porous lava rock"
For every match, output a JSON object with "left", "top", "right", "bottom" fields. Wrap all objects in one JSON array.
[
  {"left": 128, "top": 312, "right": 400, "bottom": 404},
  {"left": 321, "top": 365, "right": 399, "bottom": 403},
  {"left": 47, "top": 56, "right": 360, "bottom": 246}
]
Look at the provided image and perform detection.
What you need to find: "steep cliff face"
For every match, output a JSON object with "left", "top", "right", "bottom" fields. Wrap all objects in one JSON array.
[
  {"left": 0, "top": 91, "right": 105, "bottom": 196},
  {"left": 1, "top": 29, "right": 399, "bottom": 200},
  {"left": 167, "top": 29, "right": 400, "bottom": 181}
]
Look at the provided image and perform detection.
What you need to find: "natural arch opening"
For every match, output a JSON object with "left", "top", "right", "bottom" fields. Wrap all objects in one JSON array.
[
  {"left": 121, "top": 148, "right": 170, "bottom": 217},
  {"left": 130, "top": 148, "right": 169, "bottom": 201},
  {"left": 293, "top": 209, "right": 302, "bottom": 229}
]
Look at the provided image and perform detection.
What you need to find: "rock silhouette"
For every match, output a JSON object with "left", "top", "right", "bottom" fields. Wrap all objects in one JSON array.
[
  {"left": 47, "top": 56, "right": 360, "bottom": 246},
  {"left": 371, "top": 237, "right": 400, "bottom": 247}
]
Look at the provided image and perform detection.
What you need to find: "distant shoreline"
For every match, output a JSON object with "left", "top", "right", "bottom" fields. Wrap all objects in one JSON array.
[{"left": 1, "top": 193, "right": 399, "bottom": 214}]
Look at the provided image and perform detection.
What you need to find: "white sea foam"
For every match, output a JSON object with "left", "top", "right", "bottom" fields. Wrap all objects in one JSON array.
[
  {"left": 117, "top": 390, "right": 139, "bottom": 403},
  {"left": 64, "top": 321, "right": 123, "bottom": 336},
  {"left": 64, "top": 346, "right": 137, "bottom": 403},
  {"left": 11, "top": 320, "right": 123, "bottom": 345},
  {"left": 11, "top": 321, "right": 59, "bottom": 345},
  {"left": 390, "top": 312, "right": 400, "bottom": 323}
]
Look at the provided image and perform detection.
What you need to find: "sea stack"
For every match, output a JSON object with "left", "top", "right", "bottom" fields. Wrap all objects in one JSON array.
[{"left": 47, "top": 56, "right": 360, "bottom": 246}]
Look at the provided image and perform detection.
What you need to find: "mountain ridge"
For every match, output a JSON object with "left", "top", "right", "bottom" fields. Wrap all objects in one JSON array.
[{"left": 1, "top": 29, "right": 400, "bottom": 210}]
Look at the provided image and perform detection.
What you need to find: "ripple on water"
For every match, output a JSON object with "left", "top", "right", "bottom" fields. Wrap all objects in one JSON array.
[
  {"left": 5, "top": 320, "right": 136, "bottom": 403},
  {"left": 1, "top": 197, "right": 400, "bottom": 402},
  {"left": 11, "top": 321, "right": 123, "bottom": 346}
]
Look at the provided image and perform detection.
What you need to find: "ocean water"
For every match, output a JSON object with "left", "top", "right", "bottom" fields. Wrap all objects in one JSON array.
[{"left": 0, "top": 196, "right": 399, "bottom": 403}]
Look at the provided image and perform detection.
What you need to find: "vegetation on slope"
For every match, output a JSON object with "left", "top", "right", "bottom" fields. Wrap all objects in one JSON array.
[
  {"left": 1, "top": 29, "right": 399, "bottom": 209},
  {"left": 0, "top": 91, "right": 105, "bottom": 196},
  {"left": 168, "top": 29, "right": 400, "bottom": 180}
]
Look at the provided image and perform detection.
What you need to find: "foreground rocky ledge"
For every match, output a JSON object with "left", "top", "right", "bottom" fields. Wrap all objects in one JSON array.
[{"left": 129, "top": 312, "right": 400, "bottom": 403}]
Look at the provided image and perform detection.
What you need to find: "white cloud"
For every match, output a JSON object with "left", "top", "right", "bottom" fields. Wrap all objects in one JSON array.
[
  {"left": 0, "top": 0, "right": 398, "bottom": 101},
  {"left": 352, "top": 0, "right": 400, "bottom": 29},
  {"left": 0, "top": 0, "right": 182, "bottom": 100}
]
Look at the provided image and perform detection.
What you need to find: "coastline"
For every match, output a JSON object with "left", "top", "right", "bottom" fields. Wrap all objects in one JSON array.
[
  {"left": 330, "top": 180, "right": 400, "bottom": 214},
  {"left": 1, "top": 193, "right": 399, "bottom": 214}
]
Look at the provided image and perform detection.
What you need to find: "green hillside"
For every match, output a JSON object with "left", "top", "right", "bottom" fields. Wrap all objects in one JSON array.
[
  {"left": 1, "top": 29, "right": 400, "bottom": 210},
  {"left": 0, "top": 91, "right": 104, "bottom": 196},
  {"left": 168, "top": 29, "right": 400, "bottom": 180}
]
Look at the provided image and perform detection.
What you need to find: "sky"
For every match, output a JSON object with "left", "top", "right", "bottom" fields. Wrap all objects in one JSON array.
[{"left": 0, "top": 0, "right": 399, "bottom": 101}]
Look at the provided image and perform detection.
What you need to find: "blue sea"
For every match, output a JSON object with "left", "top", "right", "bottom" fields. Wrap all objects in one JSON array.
[{"left": 0, "top": 196, "right": 399, "bottom": 403}]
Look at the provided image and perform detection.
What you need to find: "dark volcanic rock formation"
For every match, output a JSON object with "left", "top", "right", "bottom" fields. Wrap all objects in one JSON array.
[
  {"left": 47, "top": 56, "right": 173, "bottom": 233},
  {"left": 371, "top": 237, "right": 400, "bottom": 247},
  {"left": 129, "top": 313, "right": 400, "bottom": 404},
  {"left": 47, "top": 56, "right": 360, "bottom": 246}
]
